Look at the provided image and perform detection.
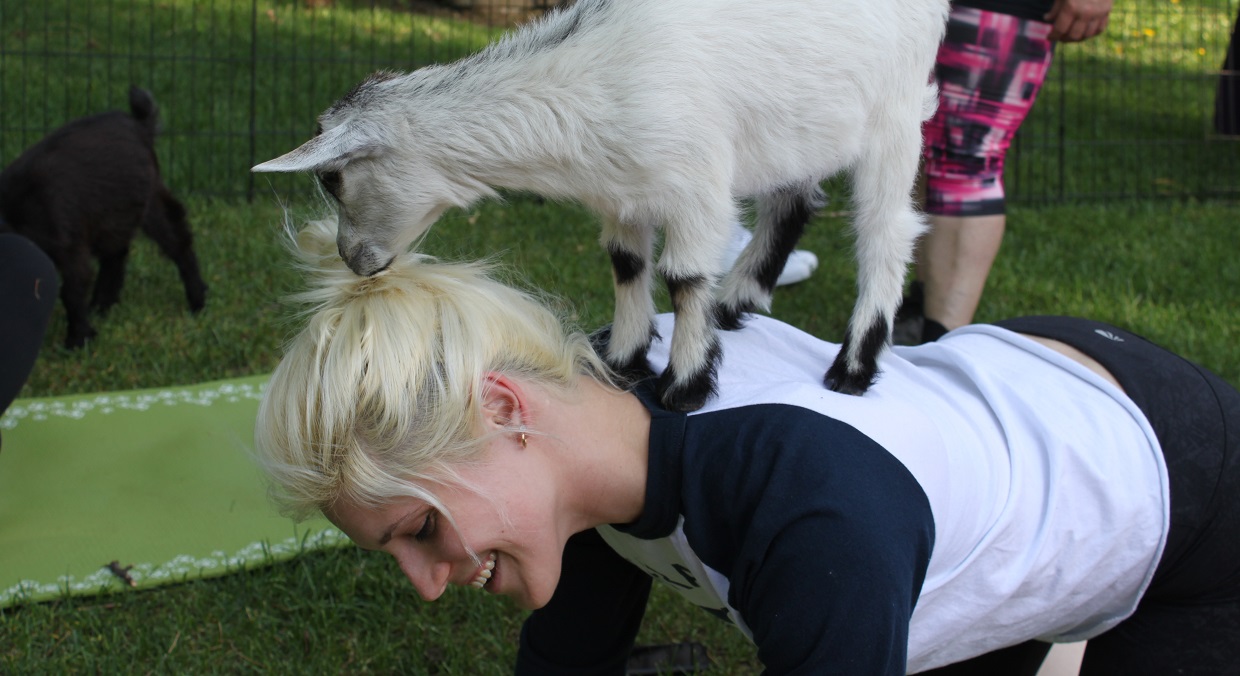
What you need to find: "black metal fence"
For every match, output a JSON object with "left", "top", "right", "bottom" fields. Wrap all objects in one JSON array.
[
  {"left": 1, "top": 0, "right": 1237, "bottom": 204},
  {"left": 1011, "top": 0, "right": 1240, "bottom": 202}
]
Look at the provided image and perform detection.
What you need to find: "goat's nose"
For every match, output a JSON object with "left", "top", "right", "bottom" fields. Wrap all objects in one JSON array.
[
  {"left": 338, "top": 241, "right": 388, "bottom": 277},
  {"left": 336, "top": 238, "right": 357, "bottom": 267}
]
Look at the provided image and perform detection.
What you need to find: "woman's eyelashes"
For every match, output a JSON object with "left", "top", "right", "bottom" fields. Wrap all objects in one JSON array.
[{"left": 413, "top": 510, "right": 438, "bottom": 542}]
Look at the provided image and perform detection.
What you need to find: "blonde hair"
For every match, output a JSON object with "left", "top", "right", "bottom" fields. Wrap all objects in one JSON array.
[{"left": 254, "top": 217, "right": 615, "bottom": 525}]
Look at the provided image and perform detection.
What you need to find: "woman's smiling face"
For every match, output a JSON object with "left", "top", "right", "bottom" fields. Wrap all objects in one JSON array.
[{"left": 325, "top": 435, "right": 569, "bottom": 610}]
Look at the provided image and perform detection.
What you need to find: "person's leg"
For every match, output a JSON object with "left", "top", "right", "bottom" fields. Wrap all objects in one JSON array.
[
  {"left": 992, "top": 316, "right": 1240, "bottom": 676},
  {"left": 0, "top": 233, "right": 60, "bottom": 429},
  {"left": 916, "top": 214, "right": 1005, "bottom": 332},
  {"left": 1214, "top": 4, "right": 1240, "bottom": 136},
  {"left": 906, "top": 8, "right": 1054, "bottom": 343}
]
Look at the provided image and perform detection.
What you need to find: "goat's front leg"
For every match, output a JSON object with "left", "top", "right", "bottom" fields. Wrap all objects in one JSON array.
[
  {"left": 602, "top": 219, "right": 658, "bottom": 381},
  {"left": 147, "top": 187, "right": 208, "bottom": 313},
  {"left": 657, "top": 206, "right": 732, "bottom": 412},
  {"left": 58, "top": 247, "right": 98, "bottom": 349}
]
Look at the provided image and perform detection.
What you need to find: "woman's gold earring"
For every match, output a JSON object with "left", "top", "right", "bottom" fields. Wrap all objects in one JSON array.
[{"left": 519, "top": 431, "right": 529, "bottom": 448}]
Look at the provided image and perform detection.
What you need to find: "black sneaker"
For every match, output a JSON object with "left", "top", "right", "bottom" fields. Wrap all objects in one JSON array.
[{"left": 892, "top": 281, "right": 925, "bottom": 346}]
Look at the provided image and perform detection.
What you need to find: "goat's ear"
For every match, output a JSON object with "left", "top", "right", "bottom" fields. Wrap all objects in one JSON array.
[{"left": 251, "top": 127, "right": 376, "bottom": 173}]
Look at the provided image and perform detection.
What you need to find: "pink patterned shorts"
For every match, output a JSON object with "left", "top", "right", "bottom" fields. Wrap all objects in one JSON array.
[{"left": 922, "top": 7, "right": 1053, "bottom": 217}]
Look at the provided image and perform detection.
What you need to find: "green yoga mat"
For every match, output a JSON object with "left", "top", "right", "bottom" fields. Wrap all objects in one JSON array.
[{"left": 0, "top": 374, "right": 346, "bottom": 608}]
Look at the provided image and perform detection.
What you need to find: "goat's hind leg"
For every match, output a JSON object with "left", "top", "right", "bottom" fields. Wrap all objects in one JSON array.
[
  {"left": 601, "top": 218, "right": 658, "bottom": 381},
  {"left": 825, "top": 112, "right": 927, "bottom": 395},
  {"left": 57, "top": 247, "right": 98, "bottom": 349},
  {"left": 716, "top": 184, "right": 823, "bottom": 330},
  {"left": 90, "top": 245, "right": 130, "bottom": 316}
]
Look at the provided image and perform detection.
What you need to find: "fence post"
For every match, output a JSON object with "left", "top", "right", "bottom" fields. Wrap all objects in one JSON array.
[
  {"left": 1056, "top": 52, "right": 1066, "bottom": 202},
  {"left": 248, "top": 0, "right": 258, "bottom": 203}
]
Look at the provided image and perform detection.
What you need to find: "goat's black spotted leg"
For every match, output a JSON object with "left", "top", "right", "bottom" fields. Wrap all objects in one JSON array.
[{"left": 603, "top": 227, "right": 658, "bottom": 382}]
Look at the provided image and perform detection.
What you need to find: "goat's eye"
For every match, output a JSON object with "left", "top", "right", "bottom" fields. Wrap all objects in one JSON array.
[{"left": 319, "top": 170, "right": 343, "bottom": 199}]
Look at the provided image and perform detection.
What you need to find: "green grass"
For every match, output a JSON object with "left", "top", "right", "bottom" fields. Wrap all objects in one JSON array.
[
  {"left": 1008, "top": 0, "right": 1240, "bottom": 201},
  {"left": 1, "top": 0, "right": 510, "bottom": 199},
  {"left": 4, "top": 191, "right": 1238, "bottom": 673}
]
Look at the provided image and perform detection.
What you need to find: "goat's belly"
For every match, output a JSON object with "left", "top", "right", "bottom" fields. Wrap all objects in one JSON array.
[
  {"left": 730, "top": 147, "right": 860, "bottom": 196},
  {"left": 723, "top": 108, "right": 866, "bottom": 191}
]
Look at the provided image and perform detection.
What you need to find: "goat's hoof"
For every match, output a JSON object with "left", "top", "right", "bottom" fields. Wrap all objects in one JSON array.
[
  {"left": 615, "top": 362, "right": 655, "bottom": 384},
  {"left": 188, "top": 285, "right": 208, "bottom": 313},
  {"left": 824, "top": 360, "right": 877, "bottom": 396},
  {"left": 657, "top": 369, "right": 715, "bottom": 412},
  {"left": 64, "top": 328, "right": 96, "bottom": 351},
  {"left": 714, "top": 303, "right": 751, "bottom": 332},
  {"left": 826, "top": 316, "right": 888, "bottom": 395},
  {"left": 606, "top": 351, "right": 654, "bottom": 384}
]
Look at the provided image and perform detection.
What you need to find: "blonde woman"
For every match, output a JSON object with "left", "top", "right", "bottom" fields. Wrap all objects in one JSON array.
[{"left": 256, "top": 219, "right": 1239, "bottom": 675}]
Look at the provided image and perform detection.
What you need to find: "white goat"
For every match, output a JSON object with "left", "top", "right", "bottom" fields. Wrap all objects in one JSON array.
[{"left": 253, "top": 0, "right": 949, "bottom": 412}]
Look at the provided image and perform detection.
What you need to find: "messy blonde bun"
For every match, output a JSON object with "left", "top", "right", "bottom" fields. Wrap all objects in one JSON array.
[{"left": 254, "top": 217, "right": 613, "bottom": 522}]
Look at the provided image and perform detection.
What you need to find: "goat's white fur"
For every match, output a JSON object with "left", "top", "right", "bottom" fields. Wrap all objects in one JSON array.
[{"left": 254, "top": 0, "right": 950, "bottom": 409}]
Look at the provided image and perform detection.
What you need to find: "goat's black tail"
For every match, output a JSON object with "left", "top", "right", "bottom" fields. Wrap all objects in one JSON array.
[{"left": 127, "top": 85, "right": 161, "bottom": 139}]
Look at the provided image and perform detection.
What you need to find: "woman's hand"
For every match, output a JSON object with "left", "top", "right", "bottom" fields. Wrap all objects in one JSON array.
[{"left": 1045, "top": 0, "right": 1114, "bottom": 43}]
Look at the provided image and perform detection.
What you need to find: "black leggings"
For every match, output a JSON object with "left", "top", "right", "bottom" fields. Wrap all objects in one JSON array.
[
  {"left": 0, "top": 233, "right": 59, "bottom": 421},
  {"left": 923, "top": 316, "right": 1240, "bottom": 676}
]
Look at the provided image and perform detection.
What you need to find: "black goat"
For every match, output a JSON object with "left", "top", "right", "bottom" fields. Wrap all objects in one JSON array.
[{"left": 0, "top": 86, "right": 207, "bottom": 349}]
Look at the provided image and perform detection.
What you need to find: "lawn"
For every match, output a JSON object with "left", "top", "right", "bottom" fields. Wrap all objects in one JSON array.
[
  {"left": 1009, "top": 0, "right": 1240, "bottom": 201},
  {"left": 0, "top": 0, "right": 512, "bottom": 200}
]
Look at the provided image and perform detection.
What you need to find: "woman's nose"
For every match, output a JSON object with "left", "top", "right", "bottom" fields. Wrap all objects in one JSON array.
[{"left": 395, "top": 553, "right": 452, "bottom": 601}]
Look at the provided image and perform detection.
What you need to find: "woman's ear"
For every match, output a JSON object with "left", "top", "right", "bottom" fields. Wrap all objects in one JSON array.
[{"left": 479, "top": 372, "right": 526, "bottom": 433}]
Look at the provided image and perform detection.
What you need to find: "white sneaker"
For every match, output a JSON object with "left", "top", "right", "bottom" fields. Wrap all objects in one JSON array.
[
  {"left": 775, "top": 248, "right": 819, "bottom": 286},
  {"left": 725, "top": 223, "right": 818, "bottom": 287}
]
